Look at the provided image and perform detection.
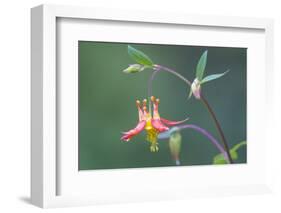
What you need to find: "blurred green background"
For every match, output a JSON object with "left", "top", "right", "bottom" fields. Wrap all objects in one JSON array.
[{"left": 78, "top": 41, "right": 247, "bottom": 170}]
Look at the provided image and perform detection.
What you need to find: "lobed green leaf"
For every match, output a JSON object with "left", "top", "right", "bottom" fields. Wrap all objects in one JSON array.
[
  {"left": 128, "top": 45, "right": 154, "bottom": 67},
  {"left": 201, "top": 70, "right": 230, "bottom": 84},
  {"left": 232, "top": 141, "right": 247, "bottom": 152},
  {"left": 213, "top": 141, "right": 246, "bottom": 165},
  {"left": 196, "top": 50, "right": 208, "bottom": 81}
]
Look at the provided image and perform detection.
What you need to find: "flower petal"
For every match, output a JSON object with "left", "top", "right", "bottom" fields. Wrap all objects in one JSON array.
[
  {"left": 151, "top": 119, "right": 169, "bottom": 132},
  {"left": 160, "top": 117, "right": 189, "bottom": 126},
  {"left": 121, "top": 120, "right": 146, "bottom": 141}
]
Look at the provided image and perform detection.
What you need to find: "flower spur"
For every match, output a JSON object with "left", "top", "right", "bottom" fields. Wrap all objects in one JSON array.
[{"left": 121, "top": 96, "right": 189, "bottom": 152}]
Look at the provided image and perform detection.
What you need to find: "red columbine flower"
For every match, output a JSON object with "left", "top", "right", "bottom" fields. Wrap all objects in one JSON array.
[{"left": 121, "top": 96, "right": 189, "bottom": 152}]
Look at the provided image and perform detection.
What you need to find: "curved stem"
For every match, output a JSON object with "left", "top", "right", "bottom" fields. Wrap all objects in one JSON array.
[
  {"left": 200, "top": 95, "right": 233, "bottom": 163},
  {"left": 150, "top": 64, "right": 233, "bottom": 163},
  {"left": 153, "top": 64, "right": 191, "bottom": 86},
  {"left": 158, "top": 124, "right": 230, "bottom": 163},
  {"left": 148, "top": 69, "right": 159, "bottom": 113},
  {"left": 147, "top": 64, "right": 190, "bottom": 112}
]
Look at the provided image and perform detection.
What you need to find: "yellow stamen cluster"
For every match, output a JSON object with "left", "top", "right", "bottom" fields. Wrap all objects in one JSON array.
[
  {"left": 147, "top": 97, "right": 160, "bottom": 152},
  {"left": 144, "top": 119, "right": 159, "bottom": 152},
  {"left": 136, "top": 96, "right": 162, "bottom": 152}
]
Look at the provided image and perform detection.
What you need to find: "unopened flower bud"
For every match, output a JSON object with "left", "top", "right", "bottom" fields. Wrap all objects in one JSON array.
[
  {"left": 123, "top": 64, "right": 145, "bottom": 74},
  {"left": 191, "top": 78, "right": 201, "bottom": 99},
  {"left": 169, "top": 130, "right": 182, "bottom": 165}
]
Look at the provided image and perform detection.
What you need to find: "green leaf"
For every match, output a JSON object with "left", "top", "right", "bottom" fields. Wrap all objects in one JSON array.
[
  {"left": 213, "top": 150, "right": 238, "bottom": 165},
  {"left": 201, "top": 70, "right": 230, "bottom": 84},
  {"left": 213, "top": 154, "right": 228, "bottom": 165},
  {"left": 128, "top": 45, "right": 154, "bottom": 67},
  {"left": 232, "top": 141, "right": 247, "bottom": 152},
  {"left": 196, "top": 50, "right": 208, "bottom": 81},
  {"left": 213, "top": 141, "right": 247, "bottom": 165}
]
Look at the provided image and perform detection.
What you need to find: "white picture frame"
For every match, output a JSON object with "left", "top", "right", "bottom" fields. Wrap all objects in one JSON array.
[{"left": 31, "top": 4, "right": 274, "bottom": 208}]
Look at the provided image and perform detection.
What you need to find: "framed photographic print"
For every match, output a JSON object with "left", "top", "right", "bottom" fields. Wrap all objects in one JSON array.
[{"left": 31, "top": 4, "right": 274, "bottom": 208}]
